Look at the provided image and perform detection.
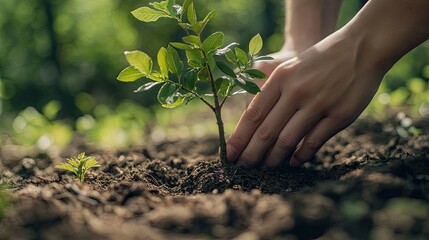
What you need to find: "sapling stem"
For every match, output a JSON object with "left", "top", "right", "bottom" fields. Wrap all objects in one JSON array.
[{"left": 202, "top": 50, "right": 227, "bottom": 163}]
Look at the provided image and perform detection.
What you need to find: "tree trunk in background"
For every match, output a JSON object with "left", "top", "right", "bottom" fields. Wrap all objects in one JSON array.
[{"left": 42, "top": 0, "right": 78, "bottom": 119}]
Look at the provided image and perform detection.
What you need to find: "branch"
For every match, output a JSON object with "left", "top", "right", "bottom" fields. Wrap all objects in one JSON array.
[{"left": 170, "top": 81, "right": 215, "bottom": 111}]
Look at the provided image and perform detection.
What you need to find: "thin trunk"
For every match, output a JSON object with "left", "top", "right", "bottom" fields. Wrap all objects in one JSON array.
[
  {"left": 202, "top": 50, "right": 228, "bottom": 163},
  {"left": 215, "top": 108, "right": 227, "bottom": 163}
]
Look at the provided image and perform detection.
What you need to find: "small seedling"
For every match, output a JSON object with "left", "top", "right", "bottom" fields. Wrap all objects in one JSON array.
[
  {"left": 55, "top": 152, "right": 100, "bottom": 183},
  {"left": 117, "top": 0, "right": 272, "bottom": 163}
]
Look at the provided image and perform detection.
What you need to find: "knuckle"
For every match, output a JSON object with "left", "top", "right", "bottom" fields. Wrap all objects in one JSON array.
[
  {"left": 245, "top": 104, "right": 264, "bottom": 123},
  {"left": 256, "top": 124, "right": 276, "bottom": 142},
  {"left": 227, "top": 133, "right": 245, "bottom": 150},
  {"left": 277, "top": 134, "right": 295, "bottom": 150},
  {"left": 332, "top": 107, "right": 358, "bottom": 123},
  {"left": 304, "top": 139, "right": 321, "bottom": 152},
  {"left": 289, "top": 82, "right": 310, "bottom": 100}
]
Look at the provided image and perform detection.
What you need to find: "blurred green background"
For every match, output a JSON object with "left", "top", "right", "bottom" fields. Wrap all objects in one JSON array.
[{"left": 0, "top": 0, "right": 428, "bottom": 151}]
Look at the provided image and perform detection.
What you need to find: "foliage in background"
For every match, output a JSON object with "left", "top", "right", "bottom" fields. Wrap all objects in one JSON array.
[
  {"left": 76, "top": 100, "right": 151, "bottom": 149},
  {"left": 55, "top": 152, "right": 100, "bottom": 183},
  {"left": 0, "top": 0, "right": 282, "bottom": 120},
  {"left": 8, "top": 99, "right": 150, "bottom": 151},
  {"left": 11, "top": 103, "right": 73, "bottom": 151}
]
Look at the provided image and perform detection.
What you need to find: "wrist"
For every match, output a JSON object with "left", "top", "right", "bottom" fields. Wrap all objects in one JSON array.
[
  {"left": 282, "top": 35, "right": 319, "bottom": 53},
  {"left": 340, "top": 0, "right": 429, "bottom": 76}
]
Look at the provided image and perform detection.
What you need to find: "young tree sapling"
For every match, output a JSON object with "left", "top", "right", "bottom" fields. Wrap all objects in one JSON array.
[{"left": 117, "top": 0, "right": 272, "bottom": 163}]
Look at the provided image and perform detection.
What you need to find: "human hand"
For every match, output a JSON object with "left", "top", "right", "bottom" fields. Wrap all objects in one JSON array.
[
  {"left": 227, "top": 32, "right": 387, "bottom": 167},
  {"left": 246, "top": 50, "right": 298, "bottom": 105}
]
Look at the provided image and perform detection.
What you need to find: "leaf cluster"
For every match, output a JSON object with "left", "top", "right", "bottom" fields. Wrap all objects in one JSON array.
[
  {"left": 55, "top": 152, "right": 100, "bottom": 183},
  {"left": 117, "top": 0, "right": 273, "bottom": 111}
]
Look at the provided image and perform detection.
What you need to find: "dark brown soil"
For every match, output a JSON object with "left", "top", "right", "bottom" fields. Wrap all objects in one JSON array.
[{"left": 0, "top": 117, "right": 428, "bottom": 240}]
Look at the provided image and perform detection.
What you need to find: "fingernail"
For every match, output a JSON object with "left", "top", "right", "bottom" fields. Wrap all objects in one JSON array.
[
  {"left": 226, "top": 144, "right": 238, "bottom": 162},
  {"left": 289, "top": 157, "right": 300, "bottom": 167}
]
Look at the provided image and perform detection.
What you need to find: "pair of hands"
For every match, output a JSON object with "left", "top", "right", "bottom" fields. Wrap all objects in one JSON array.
[{"left": 227, "top": 34, "right": 385, "bottom": 167}]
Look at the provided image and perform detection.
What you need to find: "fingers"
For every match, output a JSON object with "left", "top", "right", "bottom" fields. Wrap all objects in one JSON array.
[
  {"left": 235, "top": 95, "right": 297, "bottom": 166},
  {"left": 226, "top": 82, "right": 281, "bottom": 162},
  {"left": 263, "top": 108, "right": 322, "bottom": 167},
  {"left": 289, "top": 117, "right": 348, "bottom": 167}
]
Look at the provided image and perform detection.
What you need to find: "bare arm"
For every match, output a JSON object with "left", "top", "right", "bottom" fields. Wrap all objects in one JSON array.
[
  {"left": 283, "top": 0, "right": 342, "bottom": 52},
  {"left": 228, "top": 0, "right": 429, "bottom": 167},
  {"left": 250, "top": 0, "right": 341, "bottom": 101}
]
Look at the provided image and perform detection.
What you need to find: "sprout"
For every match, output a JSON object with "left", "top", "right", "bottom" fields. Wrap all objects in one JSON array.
[{"left": 55, "top": 152, "right": 100, "bottom": 183}]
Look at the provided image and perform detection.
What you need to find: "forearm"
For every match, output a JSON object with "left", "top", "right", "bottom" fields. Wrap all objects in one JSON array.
[
  {"left": 283, "top": 0, "right": 342, "bottom": 52},
  {"left": 343, "top": 0, "right": 429, "bottom": 72}
]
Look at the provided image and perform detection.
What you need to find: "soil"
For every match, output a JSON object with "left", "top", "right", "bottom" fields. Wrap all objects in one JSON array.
[{"left": 0, "top": 117, "right": 428, "bottom": 240}]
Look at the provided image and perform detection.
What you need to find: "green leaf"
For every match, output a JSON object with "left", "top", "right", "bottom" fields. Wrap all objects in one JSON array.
[
  {"left": 167, "top": 45, "right": 184, "bottom": 75},
  {"left": 150, "top": 2, "right": 166, "bottom": 12},
  {"left": 124, "top": 50, "right": 153, "bottom": 76},
  {"left": 68, "top": 159, "right": 80, "bottom": 168},
  {"left": 55, "top": 164, "right": 77, "bottom": 173},
  {"left": 249, "top": 33, "right": 263, "bottom": 56},
  {"left": 166, "top": 0, "right": 175, "bottom": 15},
  {"left": 157, "top": 83, "right": 184, "bottom": 108},
  {"left": 236, "top": 80, "right": 261, "bottom": 95},
  {"left": 215, "top": 77, "right": 232, "bottom": 97},
  {"left": 182, "top": 35, "right": 201, "bottom": 47},
  {"left": 157, "top": 47, "right": 169, "bottom": 78},
  {"left": 225, "top": 50, "right": 237, "bottom": 66},
  {"left": 202, "top": 10, "right": 217, "bottom": 24},
  {"left": 134, "top": 82, "right": 163, "bottom": 93},
  {"left": 254, "top": 56, "right": 274, "bottom": 61},
  {"left": 208, "top": 57, "right": 216, "bottom": 72},
  {"left": 117, "top": 66, "right": 145, "bottom": 82},
  {"left": 244, "top": 69, "right": 266, "bottom": 79},
  {"left": 202, "top": 32, "right": 224, "bottom": 53},
  {"left": 187, "top": 2, "right": 197, "bottom": 24},
  {"left": 189, "top": 22, "right": 205, "bottom": 35},
  {"left": 186, "top": 50, "right": 204, "bottom": 68},
  {"left": 148, "top": 72, "right": 165, "bottom": 82},
  {"left": 189, "top": 10, "right": 216, "bottom": 35},
  {"left": 184, "top": 69, "right": 198, "bottom": 90},
  {"left": 197, "top": 66, "right": 209, "bottom": 81},
  {"left": 216, "top": 61, "right": 236, "bottom": 78},
  {"left": 84, "top": 158, "right": 101, "bottom": 169},
  {"left": 131, "top": 7, "right": 172, "bottom": 22},
  {"left": 207, "top": 49, "right": 218, "bottom": 59},
  {"left": 170, "top": 42, "right": 194, "bottom": 50},
  {"left": 182, "top": 0, "right": 193, "bottom": 15},
  {"left": 235, "top": 47, "right": 248, "bottom": 67}
]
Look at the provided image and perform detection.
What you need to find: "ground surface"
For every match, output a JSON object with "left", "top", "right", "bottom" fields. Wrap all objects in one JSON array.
[{"left": 0, "top": 117, "right": 428, "bottom": 240}]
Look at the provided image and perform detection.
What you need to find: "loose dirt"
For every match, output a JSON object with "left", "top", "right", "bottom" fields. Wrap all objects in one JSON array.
[{"left": 0, "top": 117, "right": 428, "bottom": 240}]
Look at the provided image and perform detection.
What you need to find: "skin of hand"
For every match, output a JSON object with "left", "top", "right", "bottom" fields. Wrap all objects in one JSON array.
[
  {"left": 246, "top": 50, "right": 298, "bottom": 104},
  {"left": 228, "top": 0, "right": 429, "bottom": 167},
  {"left": 246, "top": 0, "right": 342, "bottom": 104}
]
